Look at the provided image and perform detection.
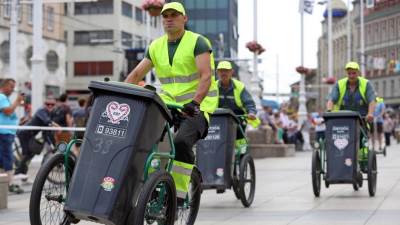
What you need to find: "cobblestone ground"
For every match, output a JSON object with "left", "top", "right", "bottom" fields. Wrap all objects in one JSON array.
[{"left": 1, "top": 141, "right": 400, "bottom": 225}]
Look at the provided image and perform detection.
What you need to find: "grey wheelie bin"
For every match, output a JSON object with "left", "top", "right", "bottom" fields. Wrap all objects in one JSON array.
[
  {"left": 196, "top": 108, "right": 237, "bottom": 192},
  {"left": 323, "top": 111, "right": 362, "bottom": 185},
  {"left": 64, "top": 81, "right": 171, "bottom": 225}
]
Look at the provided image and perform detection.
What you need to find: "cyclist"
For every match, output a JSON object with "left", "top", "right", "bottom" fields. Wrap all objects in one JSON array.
[
  {"left": 326, "top": 61, "right": 376, "bottom": 121},
  {"left": 216, "top": 60, "right": 260, "bottom": 143},
  {"left": 124, "top": 2, "right": 218, "bottom": 205},
  {"left": 326, "top": 61, "right": 376, "bottom": 167}
]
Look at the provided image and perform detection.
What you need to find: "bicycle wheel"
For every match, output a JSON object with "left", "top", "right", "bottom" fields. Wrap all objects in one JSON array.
[
  {"left": 175, "top": 168, "right": 202, "bottom": 225},
  {"left": 130, "top": 171, "right": 176, "bottom": 225},
  {"left": 311, "top": 150, "right": 321, "bottom": 197},
  {"left": 29, "top": 153, "right": 75, "bottom": 225},
  {"left": 238, "top": 154, "right": 256, "bottom": 207},
  {"left": 368, "top": 151, "right": 377, "bottom": 197}
]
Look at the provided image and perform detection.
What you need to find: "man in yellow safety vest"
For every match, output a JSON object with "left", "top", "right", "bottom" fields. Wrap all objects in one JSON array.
[
  {"left": 216, "top": 60, "right": 260, "bottom": 142},
  {"left": 124, "top": 2, "right": 218, "bottom": 203},
  {"left": 326, "top": 61, "right": 376, "bottom": 121}
]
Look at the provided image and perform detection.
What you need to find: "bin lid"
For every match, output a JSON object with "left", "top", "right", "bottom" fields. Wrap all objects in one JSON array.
[
  {"left": 323, "top": 110, "right": 362, "bottom": 120},
  {"left": 89, "top": 81, "right": 172, "bottom": 122},
  {"left": 212, "top": 108, "right": 241, "bottom": 124}
]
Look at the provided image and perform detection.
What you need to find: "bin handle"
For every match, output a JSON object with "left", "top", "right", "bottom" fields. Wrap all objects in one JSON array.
[{"left": 166, "top": 103, "right": 183, "bottom": 110}]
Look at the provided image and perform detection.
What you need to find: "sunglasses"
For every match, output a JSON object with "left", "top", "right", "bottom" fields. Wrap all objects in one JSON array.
[{"left": 45, "top": 103, "right": 55, "bottom": 107}]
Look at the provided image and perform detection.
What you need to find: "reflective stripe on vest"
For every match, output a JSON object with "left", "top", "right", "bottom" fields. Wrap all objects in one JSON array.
[
  {"left": 159, "top": 72, "right": 198, "bottom": 84},
  {"left": 149, "top": 30, "right": 218, "bottom": 116},
  {"left": 161, "top": 89, "right": 218, "bottom": 103},
  {"left": 333, "top": 76, "right": 368, "bottom": 111},
  {"left": 171, "top": 160, "right": 194, "bottom": 199}
]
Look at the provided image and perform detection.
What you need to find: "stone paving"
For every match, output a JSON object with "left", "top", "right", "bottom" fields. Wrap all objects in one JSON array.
[{"left": 1, "top": 142, "right": 400, "bottom": 225}]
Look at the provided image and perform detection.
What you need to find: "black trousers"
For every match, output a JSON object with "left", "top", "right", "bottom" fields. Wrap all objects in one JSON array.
[
  {"left": 384, "top": 132, "right": 391, "bottom": 146},
  {"left": 15, "top": 133, "right": 34, "bottom": 175},
  {"left": 174, "top": 112, "right": 208, "bottom": 164}
]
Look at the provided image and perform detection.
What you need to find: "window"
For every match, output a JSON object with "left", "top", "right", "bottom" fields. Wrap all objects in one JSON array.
[
  {"left": 25, "top": 46, "right": 32, "bottom": 68},
  {"left": 196, "top": 1, "right": 205, "bottom": 8},
  {"left": 217, "top": 20, "right": 228, "bottom": 32},
  {"left": 3, "top": 0, "right": 10, "bottom": 18},
  {"left": 75, "top": 0, "right": 113, "bottom": 15},
  {"left": 74, "top": 30, "right": 114, "bottom": 45},
  {"left": 121, "top": 31, "right": 132, "bottom": 47},
  {"left": 27, "top": 4, "right": 33, "bottom": 24},
  {"left": 382, "top": 80, "right": 387, "bottom": 97},
  {"left": 0, "top": 41, "right": 10, "bottom": 64},
  {"left": 375, "top": 82, "right": 379, "bottom": 95},
  {"left": 46, "top": 50, "right": 59, "bottom": 72},
  {"left": 217, "top": 0, "right": 228, "bottom": 9},
  {"left": 206, "top": 20, "right": 217, "bottom": 33},
  {"left": 134, "top": 35, "right": 145, "bottom": 48},
  {"left": 186, "top": 0, "right": 195, "bottom": 9},
  {"left": 390, "top": 80, "right": 395, "bottom": 97},
  {"left": 195, "top": 20, "right": 206, "bottom": 34},
  {"left": 47, "top": 7, "right": 54, "bottom": 31},
  {"left": 135, "top": 7, "right": 143, "bottom": 23},
  {"left": 206, "top": 0, "right": 216, "bottom": 9},
  {"left": 122, "top": 2, "right": 132, "bottom": 18},
  {"left": 74, "top": 61, "right": 113, "bottom": 76}
]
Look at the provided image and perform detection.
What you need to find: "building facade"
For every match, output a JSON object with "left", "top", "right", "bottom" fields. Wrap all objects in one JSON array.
[
  {"left": 64, "top": 0, "right": 162, "bottom": 96},
  {"left": 318, "top": 0, "right": 400, "bottom": 109},
  {"left": 0, "top": 2, "right": 66, "bottom": 97},
  {"left": 172, "top": 0, "right": 238, "bottom": 60},
  {"left": 361, "top": 0, "right": 400, "bottom": 107}
]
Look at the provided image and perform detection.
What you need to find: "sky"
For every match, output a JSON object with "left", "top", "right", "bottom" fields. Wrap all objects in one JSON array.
[{"left": 237, "top": 0, "right": 328, "bottom": 96}]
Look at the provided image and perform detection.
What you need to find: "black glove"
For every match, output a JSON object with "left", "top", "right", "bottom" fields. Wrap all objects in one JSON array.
[{"left": 182, "top": 100, "right": 200, "bottom": 117}]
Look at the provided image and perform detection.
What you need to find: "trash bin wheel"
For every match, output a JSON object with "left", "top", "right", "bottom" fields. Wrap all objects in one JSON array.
[
  {"left": 175, "top": 168, "right": 202, "bottom": 225},
  {"left": 29, "top": 153, "right": 77, "bottom": 225},
  {"left": 130, "top": 171, "right": 176, "bottom": 225},
  {"left": 368, "top": 151, "right": 377, "bottom": 197},
  {"left": 311, "top": 150, "right": 322, "bottom": 197},
  {"left": 238, "top": 154, "right": 256, "bottom": 207}
]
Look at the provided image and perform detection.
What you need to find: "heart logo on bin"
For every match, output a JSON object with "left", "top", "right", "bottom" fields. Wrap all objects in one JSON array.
[
  {"left": 106, "top": 101, "right": 130, "bottom": 124},
  {"left": 334, "top": 138, "right": 348, "bottom": 150}
]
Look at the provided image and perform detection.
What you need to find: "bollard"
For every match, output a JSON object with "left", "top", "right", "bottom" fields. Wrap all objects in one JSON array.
[{"left": 0, "top": 173, "right": 8, "bottom": 209}]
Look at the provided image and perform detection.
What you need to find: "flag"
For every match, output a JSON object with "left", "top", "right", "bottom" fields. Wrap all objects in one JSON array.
[
  {"left": 299, "top": 0, "right": 315, "bottom": 15},
  {"left": 366, "top": 0, "right": 375, "bottom": 8}
]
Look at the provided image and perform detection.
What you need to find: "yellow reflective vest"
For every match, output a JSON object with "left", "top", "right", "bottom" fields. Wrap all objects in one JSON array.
[
  {"left": 333, "top": 76, "right": 368, "bottom": 111},
  {"left": 149, "top": 31, "right": 218, "bottom": 118},
  {"left": 217, "top": 78, "right": 260, "bottom": 128}
]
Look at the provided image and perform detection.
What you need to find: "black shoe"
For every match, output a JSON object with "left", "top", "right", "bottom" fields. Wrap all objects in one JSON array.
[
  {"left": 357, "top": 172, "right": 363, "bottom": 188},
  {"left": 9, "top": 184, "right": 24, "bottom": 194}
]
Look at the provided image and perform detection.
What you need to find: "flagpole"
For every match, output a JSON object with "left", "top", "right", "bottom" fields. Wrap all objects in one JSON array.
[{"left": 299, "top": 0, "right": 310, "bottom": 151}]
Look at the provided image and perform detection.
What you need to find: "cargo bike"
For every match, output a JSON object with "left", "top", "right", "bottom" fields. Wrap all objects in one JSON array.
[
  {"left": 196, "top": 109, "right": 256, "bottom": 207},
  {"left": 311, "top": 111, "right": 378, "bottom": 197},
  {"left": 29, "top": 81, "right": 203, "bottom": 225}
]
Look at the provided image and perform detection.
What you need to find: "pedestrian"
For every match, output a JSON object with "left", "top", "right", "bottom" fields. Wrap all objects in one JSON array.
[
  {"left": 14, "top": 98, "right": 60, "bottom": 179},
  {"left": 52, "top": 93, "right": 73, "bottom": 144},
  {"left": 0, "top": 78, "right": 24, "bottom": 194},
  {"left": 372, "top": 96, "right": 385, "bottom": 150},
  {"left": 383, "top": 113, "right": 394, "bottom": 147}
]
